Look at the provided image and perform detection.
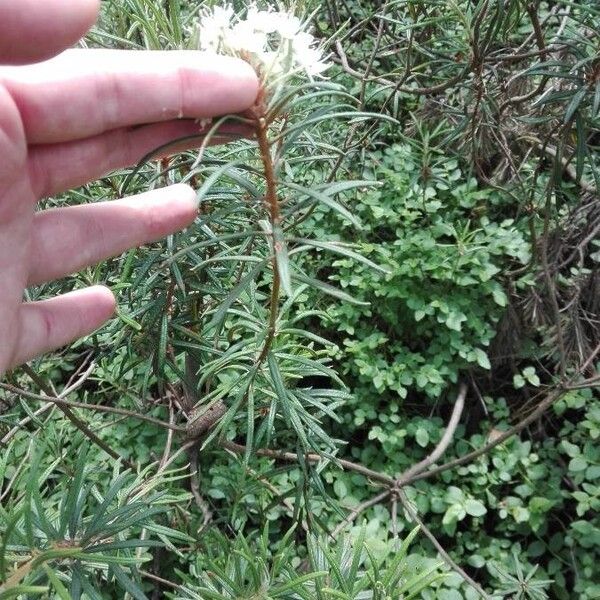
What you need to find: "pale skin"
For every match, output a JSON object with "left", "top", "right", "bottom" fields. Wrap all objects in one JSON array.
[{"left": 0, "top": 0, "right": 259, "bottom": 375}]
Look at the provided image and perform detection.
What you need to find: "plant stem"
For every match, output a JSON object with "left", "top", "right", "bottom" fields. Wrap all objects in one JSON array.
[
  {"left": 19, "top": 364, "right": 122, "bottom": 463},
  {"left": 397, "top": 490, "right": 491, "bottom": 599},
  {"left": 255, "top": 111, "right": 281, "bottom": 366},
  {"left": 395, "top": 383, "right": 466, "bottom": 487},
  {"left": 0, "top": 382, "right": 184, "bottom": 433},
  {"left": 186, "top": 107, "right": 283, "bottom": 444},
  {"left": 221, "top": 440, "right": 394, "bottom": 486}
]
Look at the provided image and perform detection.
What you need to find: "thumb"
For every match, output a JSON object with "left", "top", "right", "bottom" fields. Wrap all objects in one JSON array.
[{"left": 0, "top": 0, "right": 100, "bottom": 65}]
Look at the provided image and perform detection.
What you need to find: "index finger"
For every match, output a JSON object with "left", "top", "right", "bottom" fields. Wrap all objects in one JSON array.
[
  {"left": 0, "top": 0, "right": 99, "bottom": 65},
  {"left": 1, "top": 50, "right": 259, "bottom": 144}
]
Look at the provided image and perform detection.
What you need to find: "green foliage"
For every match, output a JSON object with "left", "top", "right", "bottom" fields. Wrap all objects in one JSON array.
[
  {"left": 490, "top": 554, "right": 553, "bottom": 600},
  {"left": 0, "top": 440, "right": 191, "bottom": 598},
  {"left": 323, "top": 140, "right": 529, "bottom": 418},
  {"left": 174, "top": 525, "right": 443, "bottom": 599},
  {"left": 1, "top": 0, "right": 599, "bottom": 598}
]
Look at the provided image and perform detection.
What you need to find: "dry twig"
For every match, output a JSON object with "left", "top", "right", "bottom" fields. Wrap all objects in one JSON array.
[
  {"left": 397, "top": 489, "right": 491, "bottom": 599},
  {"left": 395, "top": 383, "right": 467, "bottom": 487}
]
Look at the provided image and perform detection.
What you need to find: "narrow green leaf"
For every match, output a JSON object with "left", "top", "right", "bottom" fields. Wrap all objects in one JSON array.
[
  {"left": 111, "top": 565, "right": 148, "bottom": 600},
  {"left": 42, "top": 565, "right": 71, "bottom": 600},
  {"left": 85, "top": 540, "right": 162, "bottom": 553},
  {"left": 273, "top": 225, "right": 293, "bottom": 297},
  {"left": 290, "top": 238, "right": 389, "bottom": 273},
  {"left": 564, "top": 87, "right": 588, "bottom": 123},
  {"left": 0, "top": 586, "right": 48, "bottom": 599},
  {"left": 195, "top": 160, "right": 248, "bottom": 204},
  {"left": 59, "top": 446, "right": 88, "bottom": 538},
  {"left": 575, "top": 112, "right": 587, "bottom": 182},
  {"left": 84, "top": 472, "right": 131, "bottom": 540},
  {"left": 292, "top": 272, "right": 369, "bottom": 306},
  {"left": 282, "top": 181, "right": 361, "bottom": 228},
  {"left": 206, "top": 261, "right": 266, "bottom": 332},
  {"left": 348, "top": 524, "right": 366, "bottom": 585},
  {"left": 271, "top": 572, "right": 328, "bottom": 595},
  {"left": 80, "top": 554, "right": 148, "bottom": 566},
  {"left": 273, "top": 111, "right": 399, "bottom": 143}
]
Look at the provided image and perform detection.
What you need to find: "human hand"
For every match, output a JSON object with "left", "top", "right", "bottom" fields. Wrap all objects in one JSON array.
[{"left": 0, "top": 0, "right": 258, "bottom": 375}]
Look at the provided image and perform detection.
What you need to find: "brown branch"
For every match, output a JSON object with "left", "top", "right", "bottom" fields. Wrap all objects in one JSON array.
[
  {"left": 525, "top": 3, "right": 546, "bottom": 51},
  {"left": 155, "top": 439, "right": 197, "bottom": 476},
  {"left": 159, "top": 399, "right": 176, "bottom": 469},
  {"left": 56, "top": 404, "right": 123, "bottom": 462},
  {"left": 225, "top": 368, "right": 595, "bottom": 503},
  {"left": 16, "top": 364, "right": 122, "bottom": 463},
  {"left": 558, "top": 220, "right": 600, "bottom": 271},
  {"left": 489, "top": 43, "right": 567, "bottom": 63},
  {"left": 0, "top": 446, "right": 29, "bottom": 502},
  {"left": 333, "top": 40, "right": 469, "bottom": 95},
  {"left": 221, "top": 384, "right": 466, "bottom": 493},
  {"left": 566, "top": 375, "right": 600, "bottom": 390},
  {"left": 189, "top": 450, "right": 212, "bottom": 527},
  {"left": 0, "top": 382, "right": 185, "bottom": 433},
  {"left": 397, "top": 490, "right": 491, "bottom": 599},
  {"left": 405, "top": 385, "right": 568, "bottom": 486},
  {"left": 330, "top": 490, "right": 391, "bottom": 539},
  {"left": 222, "top": 441, "right": 394, "bottom": 536},
  {"left": 565, "top": 344, "right": 600, "bottom": 389},
  {"left": 359, "top": 0, "right": 390, "bottom": 106},
  {"left": 221, "top": 441, "right": 394, "bottom": 486},
  {"left": 391, "top": 495, "right": 399, "bottom": 548},
  {"left": 220, "top": 372, "right": 595, "bottom": 547},
  {"left": 540, "top": 187, "right": 567, "bottom": 378},
  {"left": 1, "top": 402, "right": 54, "bottom": 446},
  {"left": 254, "top": 98, "right": 282, "bottom": 367},
  {"left": 540, "top": 143, "right": 597, "bottom": 195},
  {"left": 579, "top": 343, "right": 600, "bottom": 374},
  {"left": 139, "top": 569, "right": 182, "bottom": 591},
  {"left": 395, "top": 383, "right": 466, "bottom": 487}
]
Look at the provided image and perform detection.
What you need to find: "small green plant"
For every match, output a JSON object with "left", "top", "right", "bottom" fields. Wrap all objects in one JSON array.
[
  {"left": 0, "top": 440, "right": 191, "bottom": 598},
  {"left": 490, "top": 553, "right": 553, "bottom": 600},
  {"left": 174, "top": 525, "right": 443, "bottom": 599}
]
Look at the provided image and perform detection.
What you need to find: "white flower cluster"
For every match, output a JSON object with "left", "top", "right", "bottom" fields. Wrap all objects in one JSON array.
[{"left": 197, "top": 4, "right": 329, "bottom": 83}]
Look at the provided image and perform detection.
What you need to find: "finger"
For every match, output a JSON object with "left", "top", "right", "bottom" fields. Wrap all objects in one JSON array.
[
  {"left": 13, "top": 285, "right": 115, "bottom": 369},
  {"left": 28, "top": 185, "right": 198, "bottom": 286},
  {"left": 28, "top": 119, "right": 252, "bottom": 198},
  {"left": 0, "top": 0, "right": 99, "bottom": 65},
  {"left": 2, "top": 50, "right": 259, "bottom": 144}
]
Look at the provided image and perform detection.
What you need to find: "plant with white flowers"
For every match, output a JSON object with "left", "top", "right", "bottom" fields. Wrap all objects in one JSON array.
[
  {"left": 198, "top": 4, "right": 329, "bottom": 86},
  {"left": 169, "top": 2, "right": 395, "bottom": 462},
  {"left": 0, "top": 4, "right": 435, "bottom": 599}
]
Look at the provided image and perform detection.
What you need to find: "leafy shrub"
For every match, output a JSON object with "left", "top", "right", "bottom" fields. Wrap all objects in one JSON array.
[{"left": 325, "top": 140, "right": 530, "bottom": 416}]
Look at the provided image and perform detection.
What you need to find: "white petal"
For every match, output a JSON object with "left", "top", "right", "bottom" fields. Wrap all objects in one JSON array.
[{"left": 228, "top": 22, "right": 267, "bottom": 53}]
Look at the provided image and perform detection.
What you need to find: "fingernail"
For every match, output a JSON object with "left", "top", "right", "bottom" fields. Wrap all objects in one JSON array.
[{"left": 169, "top": 183, "right": 199, "bottom": 209}]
